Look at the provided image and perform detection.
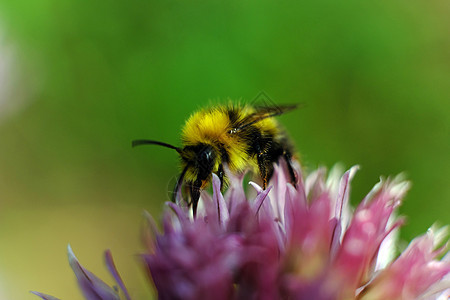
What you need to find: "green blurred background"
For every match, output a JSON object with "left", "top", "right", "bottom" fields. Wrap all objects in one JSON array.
[{"left": 0, "top": 0, "right": 448, "bottom": 298}]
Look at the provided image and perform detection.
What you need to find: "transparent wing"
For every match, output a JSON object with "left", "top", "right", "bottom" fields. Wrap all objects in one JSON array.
[{"left": 232, "top": 104, "right": 298, "bottom": 132}]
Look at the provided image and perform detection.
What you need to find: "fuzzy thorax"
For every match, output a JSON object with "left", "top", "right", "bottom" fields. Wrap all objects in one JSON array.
[{"left": 181, "top": 104, "right": 281, "bottom": 179}]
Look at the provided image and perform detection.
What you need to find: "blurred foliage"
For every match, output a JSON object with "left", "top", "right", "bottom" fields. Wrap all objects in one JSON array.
[{"left": 0, "top": 0, "right": 448, "bottom": 298}]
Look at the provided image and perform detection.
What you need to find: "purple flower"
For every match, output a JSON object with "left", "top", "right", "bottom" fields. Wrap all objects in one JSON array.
[
  {"left": 33, "top": 161, "right": 449, "bottom": 299},
  {"left": 143, "top": 161, "right": 450, "bottom": 299}
]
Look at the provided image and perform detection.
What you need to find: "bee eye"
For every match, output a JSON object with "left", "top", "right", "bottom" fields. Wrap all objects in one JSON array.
[
  {"left": 197, "top": 146, "right": 215, "bottom": 170},
  {"left": 200, "top": 149, "right": 211, "bottom": 164}
]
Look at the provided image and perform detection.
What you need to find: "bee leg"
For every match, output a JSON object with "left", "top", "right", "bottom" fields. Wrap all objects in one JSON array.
[
  {"left": 173, "top": 166, "right": 188, "bottom": 204},
  {"left": 189, "top": 179, "right": 202, "bottom": 218},
  {"left": 283, "top": 151, "right": 297, "bottom": 188},
  {"left": 218, "top": 163, "right": 225, "bottom": 190},
  {"left": 257, "top": 152, "right": 269, "bottom": 189}
]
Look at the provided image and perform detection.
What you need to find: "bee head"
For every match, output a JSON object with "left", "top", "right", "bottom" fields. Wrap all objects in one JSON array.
[
  {"left": 131, "top": 139, "right": 217, "bottom": 216},
  {"left": 181, "top": 143, "right": 216, "bottom": 184},
  {"left": 181, "top": 143, "right": 217, "bottom": 216}
]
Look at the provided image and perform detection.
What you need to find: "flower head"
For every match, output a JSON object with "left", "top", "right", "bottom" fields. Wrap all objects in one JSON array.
[
  {"left": 33, "top": 161, "right": 450, "bottom": 299},
  {"left": 142, "top": 161, "right": 450, "bottom": 299}
]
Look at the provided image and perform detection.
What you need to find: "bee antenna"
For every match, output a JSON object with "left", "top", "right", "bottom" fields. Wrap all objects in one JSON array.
[{"left": 132, "top": 139, "right": 182, "bottom": 153}]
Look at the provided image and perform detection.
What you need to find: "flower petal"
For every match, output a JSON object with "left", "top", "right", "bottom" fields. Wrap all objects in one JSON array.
[
  {"left": 252, "top": 185, "right": 272, "bottom": 216},
  {"left": 331, "top": 178, "right": 409, "bottom": 297},
  {"left": 30, "top": 291, "right": 61, "bottom": 300},
  {"left": 270, "top": 160, "right": 289, "bottom": 221},
  {"left": 360, "top": 226, "right": 450, "bottom": 299},
  {"left": 224, "top": 168, "right": 246, "bottom": 214},
  {"left": 330, "top": 166, "right": 359, "bottom": 259},
  {"left": 334, "top": 165, "right": 358, "bottom": 224},
  {"left": 67, "top": 245, "right": 120, "bottom": 300},
  {"left": 141, "top": 161, "right": 448, "bottom": 300},
  {"left": 212, "top": 173, "right": 229, "bottom": 226},
  {"left": 104, "top": 250, "right": 131, "bottom": 300},
  {"left": 142, "top": 210, "right": 159, "bottom": 252}
]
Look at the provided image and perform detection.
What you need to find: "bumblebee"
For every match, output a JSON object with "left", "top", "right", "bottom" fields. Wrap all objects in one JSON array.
[{"left": 133, "top": 103, "right": 297, "bottom": 216}]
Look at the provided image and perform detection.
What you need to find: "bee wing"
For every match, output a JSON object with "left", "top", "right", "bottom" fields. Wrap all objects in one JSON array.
[{"left": 233, "top": 104, "right": 298, "bottom": 132}]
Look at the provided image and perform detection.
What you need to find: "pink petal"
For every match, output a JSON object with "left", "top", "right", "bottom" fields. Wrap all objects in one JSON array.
[
  {"left": 223, "top": 169, "right": 246, "bottom": 215},
  {"left": 304, "top": 167, "right": 327, "bottom": 201},
  {"left": 252, "top": 186, "right": 272, "bottom": 216},
  {"left": 212, "top": 173, "right": 229, "bottom": 226},
  {"left": 167, "top": 201, "right": 190, "bottom": 227},
  {"left": 142, "top": 210, "right": 159, "bottom": 251},
  {"left": 360, "top": 227, "right": 450, "bottom": 299},
  {"left": 334, "top": 166, "right": 359, "bottom": 222},
  {"left": 331, "top": 179, "right": 408, "bottom": 296},
  {"left": 330, "top": 166, "right": 359, "bottom": 259},
  {"left": 271, "top": 161, "right": 289, "bottom": 220}
]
